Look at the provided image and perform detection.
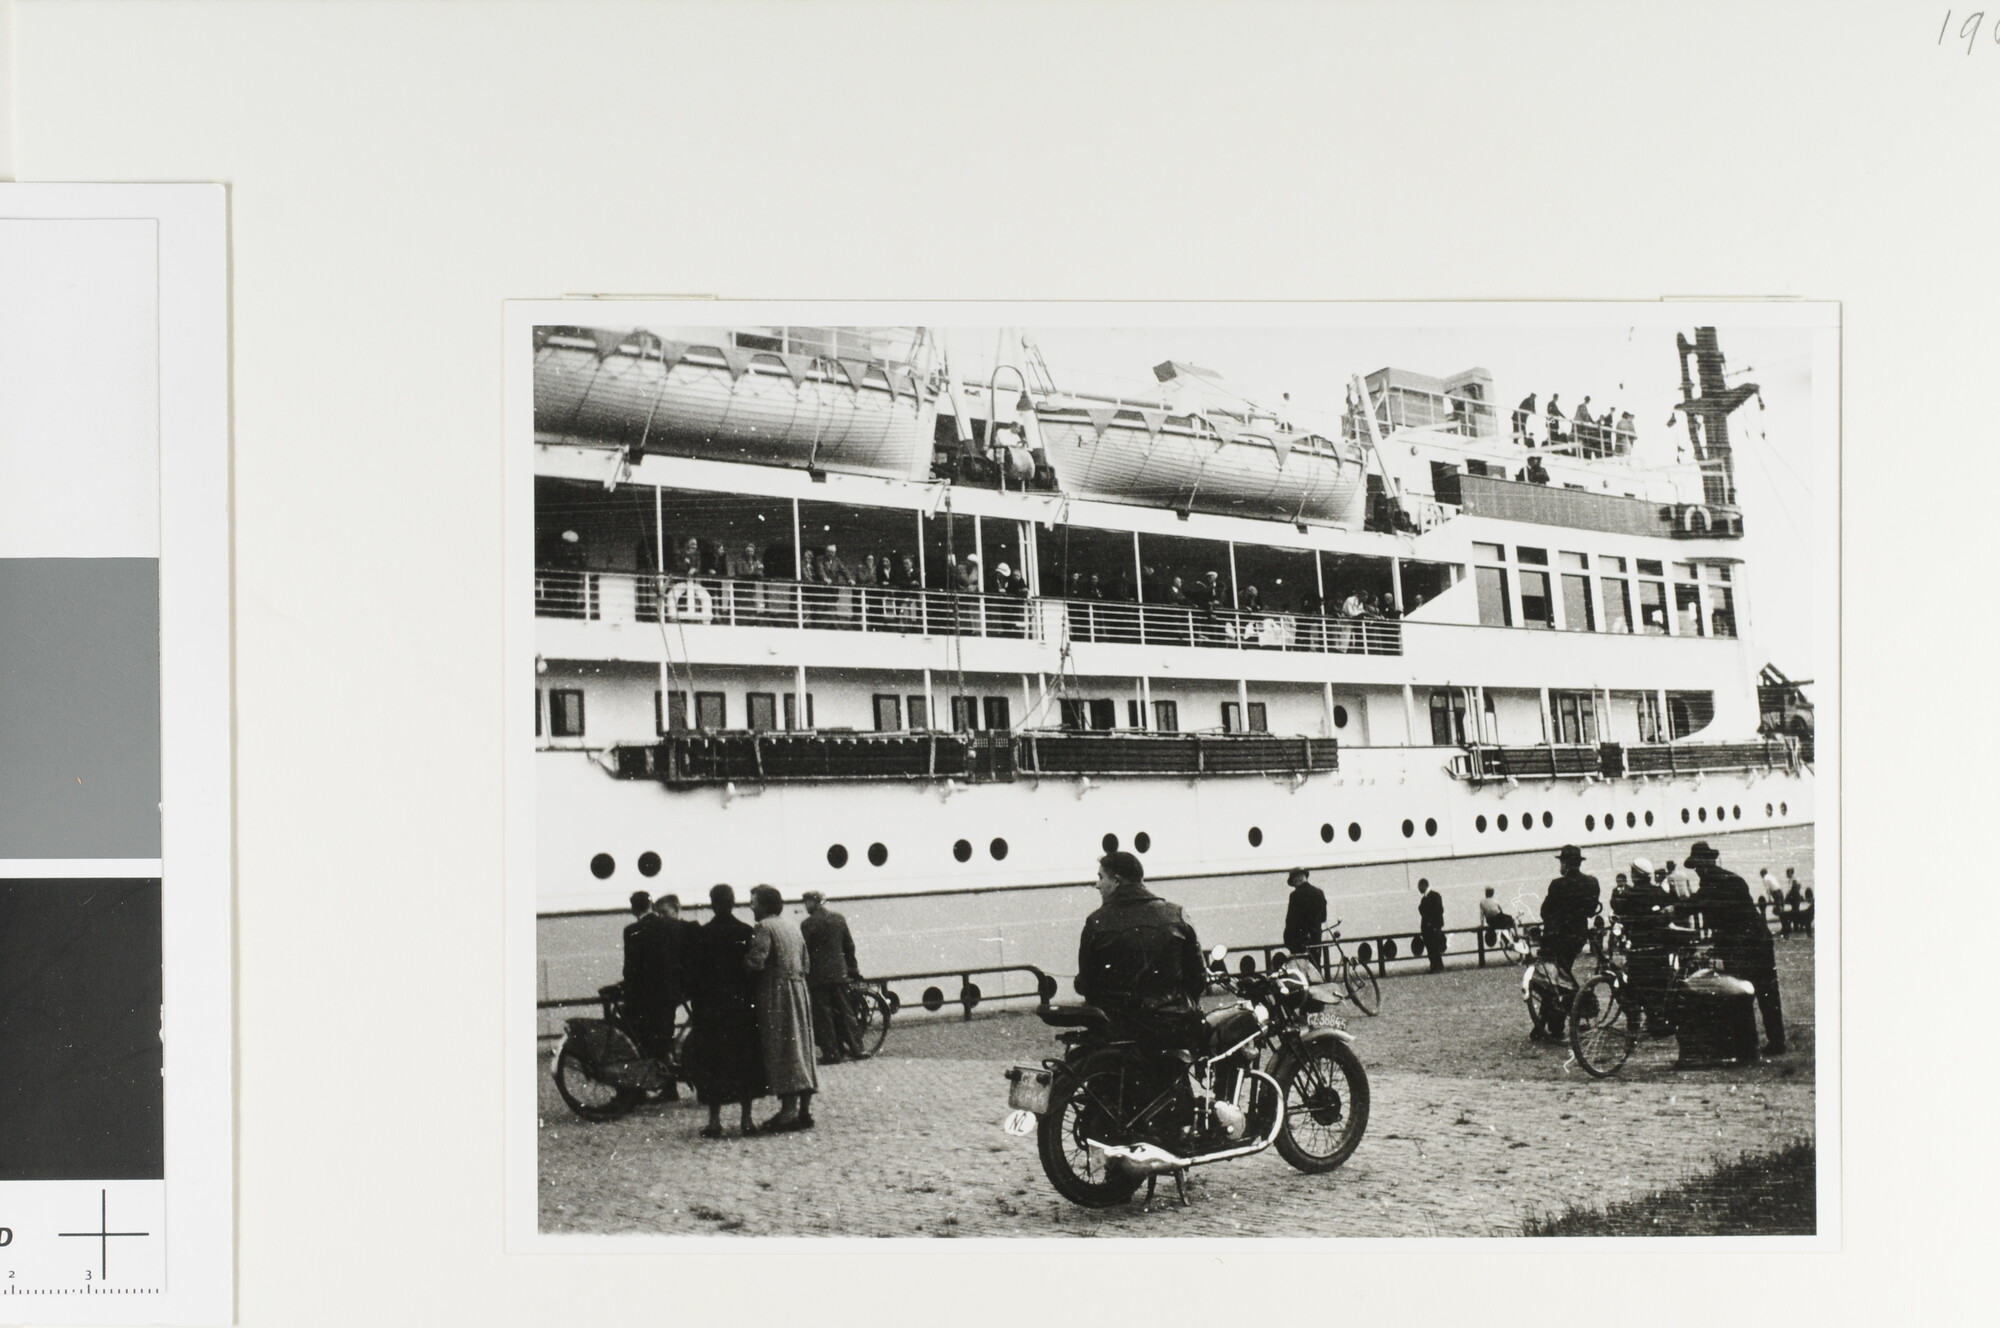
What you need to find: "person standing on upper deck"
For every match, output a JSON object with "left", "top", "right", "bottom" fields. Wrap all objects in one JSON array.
[
  {"left": 1546, "top": 394, "right": 1567, "bottom": 447},
  {"left": 1514, "top": 391, "right": 1538, "bottom": 445}
]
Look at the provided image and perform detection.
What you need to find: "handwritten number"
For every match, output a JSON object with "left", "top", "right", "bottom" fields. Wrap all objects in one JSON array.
[
  {"left": 1964, "top": 11, "right": 1986, "bottom": 52},
  {"left": 1944, "top": 7, "right": 1954, "bottom": 43}
]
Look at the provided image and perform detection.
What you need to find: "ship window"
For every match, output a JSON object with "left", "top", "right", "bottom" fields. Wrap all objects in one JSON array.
[
  {"left": 1231, "top": 543, "right": 1319, "bottom": 616},
  {"left": 990, "top": 837, "right": 1009, "bottom": 861},
  {"left": 1585, "top": 815, "right": 1596, "bottom": 832},
  {"left": 1401, "top": 819, "right": 1414, "bottom": 838},
  {"left": 550, "top": 689, "right": 585, "bottom": 737},
  {"left": 1542, "top": 811, "right": 1554, "bottom": 828},
  {"left": 1399, "top": 558, "right": 1458, "bottom": 614},
  {"left": 694, "top": 691, "right": 727, "bottom": 731},
  {"left": 1475, "top": 566, "right": 1513, "bottom": 627},
  {"left": 1551, "top": 690, "right": 1599, "bottom": 745},
  {"left": 907, "top": 696, "right": 929, "bottom": 730},
  {"left": 1709, "top": 587, "right": 1737, "bottom": 638},
  {"left": 1516, "top": 546, "right": 1549, "bottom": 566},
  {"left": 1644, "top": 810, "right": 1654, "bottom": 826},
  {"left": 1425, "top": 817, "right": 1438, "bottom": 836},
  {"left": 953, "top": 839, "right": 972, "bottom": 862},
  {"left": 1671, "top": 562, "right": 1696, "bottom": 580},
  {"left": 1627, "top": 812, "right": 1637, "bottom": 828},
  {"left": 868, "top": 843, "right": 888, "bottom": 867},
  {"left": 950, "top": 696, "right": 980, "bottom": 731},
  {"left": 1765, "top": 802, "right": 1774, "bottom": 817},
  {"left": 1697, "top": 806, "right": 1707, "bottom": 822},
  {"left": 638, "top": 851, "right": 661, "bottom": 877},
  {"left": 1780, "top": 802, "right": 1788, "bottom": 816},
  {"left": 1089, "top": 698, "right": 1117, "bottom": 730},
  {"left": 1248, "top": 827, "right": 1263, "bottom": 847},
  {"left": 1128, "top": 699, "right": 1143, "bottom": 729},
  {"left": 783, "top": 692, "right": 816, "bottom": 730},
  {"left": 1497, "top": 813, "right": 1509, "bottom": 831},
  {"left": 1102, "top": 833, "right": 1119, "bottom": 853},
  {"left": 1134, "top": 831, "right": 1152, "bottom": 853},
  {"left": 1429, "top": 690, "right": 1468, "bottom": 745},
  {"left": 746, "top": 693, "right": 778, "bottom": 732},
  {"left": 1333, "top": 705, "right": 1349, "bottom": 729},
  {"left": 1472, "top": 542, "right": 1505, "bottom": 562},
  {"left": 590, "top": 853, "right": 614, "bottom": 880},
  {"left": 873, "top": 694, "right": 903, "bottom": 732},
  {"left": 1152, "top": 700, "right": 1180, "bottom": 733},
  {"left": 1601, "top": 556, "right": 1627, "bottom": 573},
  {"left": 1060, "top": 699, "right": 1086, "bottom": 731},
  {"left": 1222, "top": 702, "right": 1270, "bottom": 734},
  {"left": 982, "top": 696, "right": 1012, "bottom": 731},
  {"left": 1476, "top": 815, "right": 1487, "bottom": 833},
  {"left": 1682, "top": 808, "right": 1691, "bottom": 823},
  {"left": 1561, "top": 574, "right": 1594, "bottom": 631},
  {"left": 1560, "top": 551, "right": 1587, "bottom": 570},
  {"left": 1636, "top": 559, "right": 1664, "bottom": 576},
  {"left": 1348, "top": 822, "right": 1362, "bottom": 842},
  {"left": 1038, "top": 524, "right": 1142, "bottom": 604},
  {"left": 1599, "top": 578, "right": 1632, "bottom": 634},
  {"left": 1666, "top": 690, "right": 1715, "bottom": 739},
  {"left": 1519, "top": 570, "right": 1554, "bottom": 628},
  {"left": 655, "top": 690, "right": 689, "bottom": 734},
  {"left": 1637, "top": 580, "right": 1668, "bottom": 634},
  {"left": 1675, "top": 580, "right": 1704, "bottom": 637},
  {"left": 1321, "top": 822, "right": 1335, "bottom": 842},
  {"left": 828, "top": 844, "right": 849, "bottom": 868}
]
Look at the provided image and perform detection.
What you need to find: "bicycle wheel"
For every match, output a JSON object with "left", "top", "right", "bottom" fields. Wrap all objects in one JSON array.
[
  {"left": 852, "top": 987, "right": 890, "bottom": 1057},
  {"left": 1569, "top": 975, "right": 1635, "bottom": 1077},
  {"left": 554, "top": 1042, "right": 641, "bottom": 1122},
  {"left": 1274, "top": 1039, "right": 1370, "bottom": 1173},
  {"left": 1340, "top": 957, "right": 1381, "bottom": 1016},
  {"left": 1037, "top": 1060, "right": 1144, "bottom": 1208}
]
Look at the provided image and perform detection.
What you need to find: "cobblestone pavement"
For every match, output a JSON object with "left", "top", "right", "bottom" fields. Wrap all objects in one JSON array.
[{"left": 539, "top": 943, "right": 1816, "bottom": 1237}]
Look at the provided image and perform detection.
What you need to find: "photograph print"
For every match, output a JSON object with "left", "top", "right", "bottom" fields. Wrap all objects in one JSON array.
[{"left": 515, "top": 303, "right": 1834, "bottom": 1241}]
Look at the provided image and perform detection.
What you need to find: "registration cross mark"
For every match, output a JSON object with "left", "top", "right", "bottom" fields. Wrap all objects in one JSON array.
[{"left": 57, "top": 1190, "right": 149, "bottom": 1281}]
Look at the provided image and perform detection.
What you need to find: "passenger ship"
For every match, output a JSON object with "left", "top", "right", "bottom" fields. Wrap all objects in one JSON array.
[{"left": 531, "top": 321, "right": 1814, "bottom": 1010}]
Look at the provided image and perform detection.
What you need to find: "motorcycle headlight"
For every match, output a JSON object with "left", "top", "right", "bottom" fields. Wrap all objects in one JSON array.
[{"left": 1254, "top": 1002, "right": 1270, "bottom": 1025}]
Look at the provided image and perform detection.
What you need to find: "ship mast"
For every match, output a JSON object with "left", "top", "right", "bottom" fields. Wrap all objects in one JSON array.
[{"left": 1674, "top": 327, "right": 1759, "bottom": 510}]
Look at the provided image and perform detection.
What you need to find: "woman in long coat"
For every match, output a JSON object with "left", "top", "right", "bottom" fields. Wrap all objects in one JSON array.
[
  {"left": 682, "top": 883, "right": 766, "bottom": 1138},
  {"left": 744, "top": 885, "right": 819, "bottom": 1131}
]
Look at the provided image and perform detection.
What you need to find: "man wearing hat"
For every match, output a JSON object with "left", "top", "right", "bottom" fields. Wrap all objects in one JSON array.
[
  {"left": 1612, "top": 857, "right": 1677, "bottom": 1034},
  {"left": 800, "top": 890, "right": 867, "bottom": 1063},
  {"left": 1539, "top": 845, "right": 1601, "bottom": 982},
  {"left": 621, "top": 890, "right": 680, "bottom": 1093},
  {"left": 1683, "top": 841, "right": 1785, "bottom": 1053},
  {"left": 1282, "top": 867, "right": 1328, "bottom": 960}
]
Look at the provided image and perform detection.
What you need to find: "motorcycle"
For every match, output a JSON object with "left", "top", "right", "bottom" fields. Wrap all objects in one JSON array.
[{"left": 1003, "top": 946, "right": 1369, "bottom": 1208}]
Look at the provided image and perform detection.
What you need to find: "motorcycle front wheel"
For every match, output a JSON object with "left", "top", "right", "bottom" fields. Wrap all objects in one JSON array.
[
  {"left": 1037, "top": 1063, "right": 1144, "bottom": 1208},
  {"left": 1274, "top": 1040, "right": 1370, "bottom": 1173},
  {"left": 1569, "top": 975, "right": 1635, "bottom": 1077},
  {"left": 554, "top": 1043, "right": 642, "bottom": 1122}
]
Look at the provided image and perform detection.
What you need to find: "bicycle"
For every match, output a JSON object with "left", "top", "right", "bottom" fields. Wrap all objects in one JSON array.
[
  {"left": 1569, "top": 920, "right": 1709, "bottom": 1077},
  {"left": 551, "top": 982, "right": 685, "bottom": 1122},
  {"left": 1304, "top": 921, "right": 1379, "bottom": 1017},
  {"left": 843, "top": 978, "right": 895, "bottom": 1058}
]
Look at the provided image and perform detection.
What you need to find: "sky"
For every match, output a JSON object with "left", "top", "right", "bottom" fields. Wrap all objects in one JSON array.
[{"left": 938, "top": 322, "right": 1818, "bottom": 677}]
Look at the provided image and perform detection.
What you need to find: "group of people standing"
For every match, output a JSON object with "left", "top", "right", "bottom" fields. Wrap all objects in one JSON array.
[
  {"left": 618, "top": 885, "right": 869, "bottom": 1139},
  {"left": 1510, "top": 392, "right": 1637, "bottom": 456}
]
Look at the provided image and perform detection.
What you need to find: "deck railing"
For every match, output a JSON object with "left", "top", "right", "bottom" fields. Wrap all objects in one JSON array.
[{"left": 1459, "top": 738, "right": 1803, "bottom": 786}]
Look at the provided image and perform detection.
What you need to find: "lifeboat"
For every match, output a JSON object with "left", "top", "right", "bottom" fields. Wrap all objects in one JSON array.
[{"left": 533, "top": 326, "right": 936, "bottom": 482}]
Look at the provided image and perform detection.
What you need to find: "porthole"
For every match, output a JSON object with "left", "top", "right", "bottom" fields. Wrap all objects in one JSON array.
[
  {"left": 1626, "top": 811, "right": 1637, "bottom": 828},
  {"left": 637, "top": 851, "right": 661, "bottom": 878},
  {"left": 990, "top": 837, "right": 1009, "bottom": 861},
  {"left": 589, "top": 853, "right": 615, "bottom": 880},
  {"left": 1681, "top": 808, "right": 1691, "bottom": 824},
  {"left": 1716, "top": 806, "right": 1726, "bottom": 822},
  {"left": 1320, "top": 822, "right": 1335, "bottom": 843},
  {"left": 1644, "top": 811, "right": 1654, "bottom": 826},
  {"left": 1401, "top": 819, "right": 1414, "bottom": 839},
  {"left": 1333, "top": 704, "right": 1349, "bottom": 729},
  {"left": 1347, "top": 822, "right": 1362, "bottom": 842},
  {"left": 1697, "top": 807, "right": 1708, "bottom": 822},
  {"left": 827, "top": 844, "right": 849, "bottom": 869},
  {"left": 1248, "top": 826, "right": 1264, "bottom": 847},
  {"left": 1765, "top": 802, "right": 1774, "bottom": 817},
  {"left": 1542, "top": 811, "right": 1554, "bottom": 829},
  {"left": 1102, "top": 833, "right": 1119, "bottom": 853},
  {"left": 1475, "top": 815, "right": 1488, "bottom": 833},
  {"left": 1497, "top": 814, "right": 1509, "bottom": 832},
  {"left": 1425, "top": 817, "right": 1438, "bottom": 837},
  {"left": 1732, "top": 805, "right": 1742, "bottom": 820},
  {"left": 953, "top": 838, "right": 972, "bottom": 863},
  {"left": 867, "top": 842, "right": 888, "bottom": 867},
  {"left": 1585, "top": 814, "right": 1596, "bottom": 832},
  {"left": 1135, "top": 831, "right": 1152, "bottom": 853},
  {"left": 1521, "top": 815, "right": 1533, "bottom": 833},
  {"left": 1780, "top": 801, "right": 1788, "bottom": 816}
]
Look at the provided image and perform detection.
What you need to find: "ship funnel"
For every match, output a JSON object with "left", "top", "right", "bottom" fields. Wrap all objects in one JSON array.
[{"left": 1675, "top": 328, "right": 1759, "bottom": 511}]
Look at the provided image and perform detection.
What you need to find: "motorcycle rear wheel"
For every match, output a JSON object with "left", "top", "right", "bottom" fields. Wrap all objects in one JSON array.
[
  {"left": 1569, "top": 975, "right": 1635, "bottom": 1077},
  {"left": 1274, "top": 1040, "right": 1370, "bottom": 1173},
  {"left": 1037, "top": 1064, "right": 1144, "bottom": 1208},
  {"left": 554, "top": 1043, "right": 642, "bottom": 1122}
]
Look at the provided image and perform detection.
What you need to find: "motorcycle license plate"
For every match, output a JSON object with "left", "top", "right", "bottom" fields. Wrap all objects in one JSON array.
[{"left": 1006, "top": 1065, "right": 1053, "bottom": 1114}]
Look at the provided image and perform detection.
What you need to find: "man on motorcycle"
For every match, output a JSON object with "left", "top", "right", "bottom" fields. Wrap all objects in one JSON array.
[{"left": 1075, "top": 851, "right": 1210, "bottom": 1036}]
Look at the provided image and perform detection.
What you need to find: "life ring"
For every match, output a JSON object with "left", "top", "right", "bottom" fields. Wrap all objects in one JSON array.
[
  {"left": 666, "top": 580, "right": 713, "bottom": 623},
  {"left": 1681, "top": 504, "right": 1712, "bottom": 533}
]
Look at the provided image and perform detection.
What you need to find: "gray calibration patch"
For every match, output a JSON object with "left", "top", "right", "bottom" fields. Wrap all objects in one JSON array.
[{"left": 0, "top": 558, "right": 161, "bottom": 857}]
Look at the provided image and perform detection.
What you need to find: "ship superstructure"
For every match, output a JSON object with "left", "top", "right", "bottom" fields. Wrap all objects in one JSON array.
[{"left": 530, "top": 323, "right": 1813, "bottom": 1002}]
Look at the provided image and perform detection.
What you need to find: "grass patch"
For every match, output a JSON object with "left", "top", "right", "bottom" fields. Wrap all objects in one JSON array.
[{"left": 1523, "top": 1138, "right": 1815, "bottom": 1236}]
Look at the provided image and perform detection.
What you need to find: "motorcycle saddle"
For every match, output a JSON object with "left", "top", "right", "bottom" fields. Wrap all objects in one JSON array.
[{"left": 1037, "top": 1004, "right": 1111, "bottom": 1030}]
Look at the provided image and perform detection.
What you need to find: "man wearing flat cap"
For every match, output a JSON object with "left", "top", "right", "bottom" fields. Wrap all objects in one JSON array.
[
  {"left": 1282, "top": 867, "right": 1328, "bottom": 959},
  {"left": 800, "top": 890, "right": 867, "bottom": 1063},
  {"left": 1683, "top": 841, "right": 1785, "bottom": 1053},
  {"left": 1539, "top": 845, "right": 1600, "bottom": 982}
]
